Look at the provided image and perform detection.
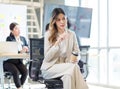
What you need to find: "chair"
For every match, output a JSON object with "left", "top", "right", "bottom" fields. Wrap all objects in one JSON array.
[
  {"left": 29, "top": 38, "right": 63, "bottom": 89},
  {"left": 4, "top": 61, "right": 28, "bottom": 89},
  {"left": 4, "top": 72, "right": 14, "bottom": 89},
  {"left": 79, "top": 45, "right": 90, "bottom": 79}
]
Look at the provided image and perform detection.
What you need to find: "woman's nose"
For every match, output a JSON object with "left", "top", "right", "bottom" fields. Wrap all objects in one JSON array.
[{"left": 60, "top": 20, "right": 64, "bottom": 23}]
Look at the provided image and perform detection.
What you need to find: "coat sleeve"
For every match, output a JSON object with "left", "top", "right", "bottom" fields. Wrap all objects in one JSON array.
[
  {"left": 44, "top": 31, "right": 60, "bottom": 62},
  {"left": 72, "top": 31, "right": 80, "bottom": 53},
  {"left": 20, "top": 36, "right": 28, "bottom": 46}
]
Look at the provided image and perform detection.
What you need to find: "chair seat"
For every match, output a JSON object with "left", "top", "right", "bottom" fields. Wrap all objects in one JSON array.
[
  {"left": 4, "top": 72, "right": 13, "bottom": 89},
  {"left": 44, "top": 78, "right": 62, "bottom": 84},
  {"left": 4, "top": 72, "right": 12, "bottom": 79},
  {"left": 38, "top": 76, "right": 63, "bottom": 88}
]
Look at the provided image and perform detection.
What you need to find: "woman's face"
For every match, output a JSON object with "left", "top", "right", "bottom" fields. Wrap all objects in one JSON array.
[
  {"left": 55, "top": 13, "right": 67, "bottom": 31},
  {"left": 11, "top": 25, "right": 20, "bottom": 36}
]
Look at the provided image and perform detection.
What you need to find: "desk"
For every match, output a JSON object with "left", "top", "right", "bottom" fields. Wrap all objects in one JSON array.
[{"left": 0, "top": 53, "right": 29, "bottom": 89}]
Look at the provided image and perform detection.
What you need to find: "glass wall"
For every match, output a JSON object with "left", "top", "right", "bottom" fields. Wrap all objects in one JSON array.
[
  {"left": 108, "top": 0, "right": 120, "bottom": 86},
  {"left": 66, "top": 0, "right": 120, "bottom": 88},
  {"left": 81, "top": 0, "right": 120, "bottom": 88}
]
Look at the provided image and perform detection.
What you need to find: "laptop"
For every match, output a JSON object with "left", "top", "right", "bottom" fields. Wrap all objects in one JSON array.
[{"left": 0, "top": 42, "right": 18, "bottom": 54}]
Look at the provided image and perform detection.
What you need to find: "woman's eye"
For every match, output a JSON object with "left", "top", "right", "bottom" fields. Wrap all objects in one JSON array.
[
  {"left": 56, "top": 18, "right": 65, "bottom": 22},
  {"left": 62, "top": 17, "right": 65, "bottom": 20},
  {"left": 56, "top": 19, "right": 60, "bottom": 21}
]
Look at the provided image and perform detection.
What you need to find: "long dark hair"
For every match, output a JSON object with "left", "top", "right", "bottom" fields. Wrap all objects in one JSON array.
[{"left": 49, "top": 8, "right": 65, "bottom": 44}]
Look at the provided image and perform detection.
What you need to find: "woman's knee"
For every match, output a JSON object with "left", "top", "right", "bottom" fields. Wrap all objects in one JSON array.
[
  {"left": 72, "top": 63, "right": 80, "bottom": 69},
  {"left": 12, "top": 69, "right": 20, "bottom": 77},
  {"left": 21, "top": 68, "right": 28, "bottom": 77}
]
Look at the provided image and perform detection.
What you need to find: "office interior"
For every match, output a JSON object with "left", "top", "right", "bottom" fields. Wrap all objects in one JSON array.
[{"left": 0, "top": 0, "right": 120, "bottom": 89}]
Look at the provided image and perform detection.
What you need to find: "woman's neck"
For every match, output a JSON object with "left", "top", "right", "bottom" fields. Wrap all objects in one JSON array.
[
  {"left": 15, "top": 35, "right": 20, "bottom": 38},
  {"left": 15, "top": 36, "right": 20, "bottom": 41},
  {"left": 58, "top": 29, "right": 65, "bottom": 34}
]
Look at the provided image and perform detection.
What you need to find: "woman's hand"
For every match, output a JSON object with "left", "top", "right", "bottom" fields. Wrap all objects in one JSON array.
[
  {"left": 49, "top": 18, "right": 56, "bottom": 30},
  {"left": 54, "top": 31, "right": 68, "bottom": 46},
  {"left": 20, "top": 46, "right": 29, "bottom": 53}
]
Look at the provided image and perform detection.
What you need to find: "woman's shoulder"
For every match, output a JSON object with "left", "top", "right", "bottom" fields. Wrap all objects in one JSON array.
[
  {"left": 20, "top": 36, "right": 26, "bottom": 40},
  {"left": 6, "top": 36, "right": 11, "bottom": 41},
  {"left": 20, "top": 36, "right": 25, "bottom": 38},
  {"left": 67, "top": 29, "right": 76, "bottom": 35},
  {"left": 45, "top": 30, "right": 51, "bottom": 37},
  {"left": 6, "top": 35, "right": 15, "bottom": 41},
  {"left": 20, "top": 36, "right": 27, "bottom": 42}
]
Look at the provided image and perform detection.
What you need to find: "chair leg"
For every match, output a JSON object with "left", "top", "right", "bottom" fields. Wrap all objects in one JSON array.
[
  {"left": 5, "top": 77, "right": 11, "bottom": 89},
  {"left": 5, "top": 76, "right": 15, "bottom": 89},
  {"left": 8, "top": 77, "right": 11, "bottom": 89}
]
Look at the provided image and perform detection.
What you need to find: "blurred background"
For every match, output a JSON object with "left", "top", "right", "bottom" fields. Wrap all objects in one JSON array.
[{"left": 0, "top": 0, "right": 120, "bottom": 89}]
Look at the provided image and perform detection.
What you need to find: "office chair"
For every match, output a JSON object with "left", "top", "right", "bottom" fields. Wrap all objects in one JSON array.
[
  {"left": 29, "top": 38, "right": 63, "bottom": 89},
  {"left": 4, "top": 72, "right": 14, "bottom": 89},
  {"left": 4, "top": 61, "right": 29, "bottom": 89},
  {"left": 79, "top": 46, "right": 90, "bottom": 79},
  {"left": 29, "top": 38, "right": 89, "bottom": 89}
]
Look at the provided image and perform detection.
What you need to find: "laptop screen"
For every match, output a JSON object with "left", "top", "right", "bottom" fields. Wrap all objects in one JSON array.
[{"left": 0, "top": 42, "right": 18, "bottom": 54}]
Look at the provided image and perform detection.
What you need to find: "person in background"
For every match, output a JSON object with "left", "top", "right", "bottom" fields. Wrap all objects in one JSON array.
[
  {"left": 41, "top": 8, "right": 88, "bottom": 89},
  {"left": 3, "top": 22, "right": 28, "bottom": 89}
]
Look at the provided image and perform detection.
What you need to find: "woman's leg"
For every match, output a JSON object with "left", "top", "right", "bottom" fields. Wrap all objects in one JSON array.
[
  {"left": 61, "top": 74, "right": 75, "bottom": 89},
  {"left": 61, "top": 64, "right": 88, "bottom": 89},
  {"left": 3, "top": 62, "right": 21, "bottom": 88},
  {"left": 42, "top": 63, "right": 88, "bottom": 89},
  {"left": 74, "top": 64, "right": 88, "bottom": 89},
  {"left": 16, "top": 63, "right": 28, "bottom": 85}
]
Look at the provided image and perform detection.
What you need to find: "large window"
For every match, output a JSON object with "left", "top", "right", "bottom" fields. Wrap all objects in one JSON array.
[
  {"left": 81, "top": 0, "right": 120, "bottom": 88},
  {"left": 66, "top": 0, "right": 120, "bottom": 88},
  {"left": 65, "top": 0, "right": 79, "bottom": 6},
  {"left": 108, "top": 0, "right": 120, "bottom": 86}
]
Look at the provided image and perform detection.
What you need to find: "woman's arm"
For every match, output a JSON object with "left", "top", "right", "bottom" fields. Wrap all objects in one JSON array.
[
  {"left": 20, "top": 36, "right": 29, "bottom": 53},
  {"left": 44, "top": 31, "right": 60, "bottom": 62},
  {"left": 72, "top": 31, "right": 80, "bottom": 53}
]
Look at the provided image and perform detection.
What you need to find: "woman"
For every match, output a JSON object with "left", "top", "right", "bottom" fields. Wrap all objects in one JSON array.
[
  {"left": 3, "top": 22, "right": 28, "bottom": 89},
  {"left": 41, "top": 8, "right": 88, "bottom": 89}
]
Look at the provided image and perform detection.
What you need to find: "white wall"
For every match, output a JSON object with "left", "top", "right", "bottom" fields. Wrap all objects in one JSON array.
[{"left": 0, "top": 4, "right": 27, "bottom": 41}]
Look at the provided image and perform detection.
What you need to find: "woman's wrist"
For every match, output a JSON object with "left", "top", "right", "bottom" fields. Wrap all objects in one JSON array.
[{"left": 54, "top": 40, "right": 59, "bottom": 46}]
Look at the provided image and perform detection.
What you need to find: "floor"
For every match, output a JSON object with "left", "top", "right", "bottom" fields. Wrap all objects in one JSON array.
[
  {"left": 1, "top": 77, "right": 116, "bottom": 89},
  {"left": 3, "top": 80, "right": 114, "bottom": 89},
  {"left": 3, "top": 84, "right": 113, "bottom": 89}
]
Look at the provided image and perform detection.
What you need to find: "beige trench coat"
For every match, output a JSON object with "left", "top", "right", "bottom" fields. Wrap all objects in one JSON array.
[{"left": 41, "top": 29, "right": 88, "bottom": 89}]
